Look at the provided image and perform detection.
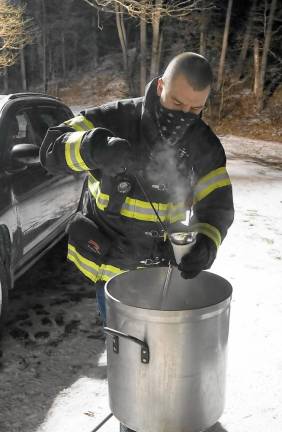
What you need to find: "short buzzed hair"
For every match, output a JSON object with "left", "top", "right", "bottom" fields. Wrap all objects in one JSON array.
[{"left": 163, "top": 52, "right": 213, "bottom": 91}]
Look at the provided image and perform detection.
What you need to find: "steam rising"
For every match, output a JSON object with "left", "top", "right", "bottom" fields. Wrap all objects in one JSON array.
[{"left": 145, "top": 137, "right": 193, "bottom": 205}]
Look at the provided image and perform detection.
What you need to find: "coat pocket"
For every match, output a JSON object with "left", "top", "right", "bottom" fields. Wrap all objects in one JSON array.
[{"left": 66, "top": 212, "right": 112, "bottom": 259}]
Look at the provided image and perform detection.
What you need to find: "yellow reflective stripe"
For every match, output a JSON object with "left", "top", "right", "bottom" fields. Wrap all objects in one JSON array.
[
  {"left": 194, "top": 167, "right": 231, "bottom": 204},
  {"left": 194, "top": 179, "right": 231, "bottom": 204},
  {"left": 125, "top": 197, "right": 168, "bottom": 211},
  {"left": 120, "top": 208, "right": 166, "bottom": 222},
  {"left": 100, "top": 264, "right": 126, "bottom": 282},
  {"left": 88, "top": 172, "right": 99, "bottom": 182},
  {"left": 67, "top": 244, "right": 100, "bottom": 282},
  {"left": 64, "top": 115, "right": 95, "bottom": 132},
  {"left": 67, "top": 244, "right": 125, "bottom": 283},
  {"left": 87, "top": 179, "right": 187, "bottom": 222},
  {"left": 198, "top": 167, "right": 226, "bottom": 184},
  {"left": 65, "top": 131, "right": 90, "bottom": 171},
  {"left": 187, "top": 223, "right": 221, "bottom": 249}
]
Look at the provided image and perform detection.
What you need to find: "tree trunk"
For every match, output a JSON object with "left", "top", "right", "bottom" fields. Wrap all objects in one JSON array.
[
  {"left": 235, "top": 0, "right": 257, "bottom": 80},
  {"left": 92, "top": 13, "right": 99, "bottom": 69},
  {"left": 73, "top": 32, "right": 78, "bottom": 73},
  {"left": 49, "top": 45, "right": 55, "bottom": 82},
  {"left": 253, "top": 38, "right": 260, "bottom": 98},
  {"left": 150, "top": 0, "right": 163, "bottom": 80},
  {"left": 115, "top": 4, "right": 128, "bottom": 72},
  {"left": 115, "top": 4, "right": 135, "bottom": 94},
  {"left": 140, "top": 15, "right": 147, "bottom": 95},
  {"left": 156, "top": 30, "right": 163, "bottom": 76},
  {"left": 3, "top": 67, "right": 8, "bottom": 93},
  {"left": 257, "top": 0, "right": 277, "bottom": 110},
  {"left": 61, "top": 31, "right": 66, "bottom": 84},
  {"left": 199, "top": 0, "right": 209, "bottom": 56},
  {"left": 41, "top": 0, "right": 47, "bottom": 92},
  {"left": 216, "top": 0, "right": 233, "bottom": 91},
  {"left": 20, "top": 45, "right": 27, "bottom": 91}
]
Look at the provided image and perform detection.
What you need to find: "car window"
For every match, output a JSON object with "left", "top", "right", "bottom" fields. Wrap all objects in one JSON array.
[
  {"left": 6, "top": 110, "right": 36, "bottom": 151},
  {"left": 32, "top": 106, "right": 72, "bottom": 144}
]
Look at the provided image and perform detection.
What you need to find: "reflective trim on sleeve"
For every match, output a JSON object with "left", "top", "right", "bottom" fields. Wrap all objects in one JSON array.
[
  {"left": 64, "top": 115, "right": 95, "bottom": 132},
  {"left": 88, "top": 174, "right": 109, "bottom": 210},
  {"left": 65, "top": 131, "right": 90, "bottom": 171},
  {"left": 193, "top": 167, "right": 231, "bottom": 204},
  {"left": 67, "top": 243, "right": 125, "bottom": 283},
  {"left": 187, "top": 222, "right": 221, "bottom": 249},
  {"left": 67, "top": 243, "right": 100, "bottom": 282},
  {"left": 99, "top": 264, "right": 126, "bottom": 282}
]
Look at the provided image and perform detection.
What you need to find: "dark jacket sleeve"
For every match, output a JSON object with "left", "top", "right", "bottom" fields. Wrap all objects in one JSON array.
[
  {"left": 188, "top": 122, "right": 234, "bottom": 249},
  {"left": 39, "top": 99, "right": 140, "bottom": 175}
]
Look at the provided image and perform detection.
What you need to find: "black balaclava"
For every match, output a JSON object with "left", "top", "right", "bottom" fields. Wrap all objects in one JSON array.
[{"left": 155, "top": 99, "right": 199, "bottom": 143}]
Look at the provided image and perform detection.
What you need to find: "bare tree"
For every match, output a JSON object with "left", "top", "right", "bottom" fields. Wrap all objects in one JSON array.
[
  {"left": 253, "top": 37, "right": 260, "bottom": 97},
  {"left": 199, "top": 0, "right": 210, "bottom": 56},
  {"left": 256, "top": 0, "right": 278, "bottom": 109},
  {"left": 82, "top": 0, "right": 211, "bottom": 20},
  {"left": 216, "top": 0, "right": 233, "bottom": 91},
  {"left": 81, "top": 0, "right": 212, "bottom": 94},
  {"left": 234, "top": 0, "right": 257, "bottom": 80},
  {"left": 115, "top": 2, "right": 128, "bottom": 72},
  {"left": 140, "top": 8, "right": 147, "bottom": 94},
  {"left": 149, "top": 0, "right": 163, "bottom": 79},
  {"left": 20, "top": 44, "right": 27, "bottom": 90},
  {"left": 0, "top": 0, "right": 31, "bottom": 69}
]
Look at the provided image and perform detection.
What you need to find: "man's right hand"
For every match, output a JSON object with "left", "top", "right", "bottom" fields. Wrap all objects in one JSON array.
[{"left": 83, "top": 127, "right": 133, "bottom": 176}]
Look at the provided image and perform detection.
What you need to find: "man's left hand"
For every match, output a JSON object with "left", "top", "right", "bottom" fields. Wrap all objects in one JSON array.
[{"left": 178, "top": 234, "right": 217, "bottom": 279}]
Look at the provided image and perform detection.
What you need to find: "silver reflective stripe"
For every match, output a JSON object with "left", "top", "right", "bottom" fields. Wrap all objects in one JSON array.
[
  {"left": 65, "top": 131, "right": 89, "bottom": 171},
  {"left": 194, "top": 172, "right": 230, "bottom": 195},
  {"left": 67, "top": 247, "right": 100, "bottom": 282},
  {"left": 187, "top": 223, "right": 221, "bottom": 249},
  {"left": 193, "top": 167, "right": 231, "bottom": 203},
  {"left": 64, "top": 115, "right": 95, "bottom": 132},
  {"left": 121, "top": 201, "right": 168, "bottom": 217}
]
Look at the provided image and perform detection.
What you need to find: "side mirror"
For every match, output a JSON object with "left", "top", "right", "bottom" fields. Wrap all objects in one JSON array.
[{"left": 10, "top": 143, "right": 40, "bottom": 167}]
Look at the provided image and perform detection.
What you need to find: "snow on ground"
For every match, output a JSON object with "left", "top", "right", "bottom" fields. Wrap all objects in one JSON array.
[
  {"left": 0, "top": 136, "right": 281, "bottom": 432},
  {"left": 212, "top": 156, "right": 282, "bottom": 432}
]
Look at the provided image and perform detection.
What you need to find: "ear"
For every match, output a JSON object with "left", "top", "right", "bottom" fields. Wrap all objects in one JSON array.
[{"left": 156, "top": 78, "right": 163, "bottom": 97}]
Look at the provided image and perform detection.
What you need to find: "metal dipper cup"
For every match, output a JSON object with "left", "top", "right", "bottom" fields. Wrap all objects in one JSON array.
[
  {"left": 160, "top": 231, "right": 197, "bottom": 308},
  {"left": 170, "top": 231, "right": 196, "bottom": 264}
]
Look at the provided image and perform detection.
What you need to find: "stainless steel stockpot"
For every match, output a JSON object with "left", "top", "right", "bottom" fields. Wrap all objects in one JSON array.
[{"left": 105, "top": 268, "right": 232, "bottom": 432}]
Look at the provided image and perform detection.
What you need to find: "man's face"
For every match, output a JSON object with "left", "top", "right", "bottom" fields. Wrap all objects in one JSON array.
[{"left": 156, "top": 73, "right": 210, "bottom": 115}]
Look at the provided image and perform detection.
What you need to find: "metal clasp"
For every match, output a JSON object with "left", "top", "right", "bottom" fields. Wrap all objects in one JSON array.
[
  {"left": 139, "top": 257, "right": 161, "bottom": 266},
  {"left": 145, "top": 230, "right": 160, "bottom": 238},
  {"left": 151, "top": 184, "right": 167, "bottom": 191},
  {"left": 178, "top": 148, "right": 189, "bottom": 159}
]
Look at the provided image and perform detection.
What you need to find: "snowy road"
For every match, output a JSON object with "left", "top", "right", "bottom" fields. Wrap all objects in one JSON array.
[{"left": 0, "top": 139, "right": 282, "bottom": 432}]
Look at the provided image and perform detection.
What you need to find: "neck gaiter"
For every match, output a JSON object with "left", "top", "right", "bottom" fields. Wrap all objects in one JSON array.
[{"left": 155, "top": 101, "right": 198, "bottom": 143}]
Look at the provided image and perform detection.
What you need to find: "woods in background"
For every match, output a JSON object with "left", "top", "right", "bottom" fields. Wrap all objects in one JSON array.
[{"left": 0, "top": 0, "right": 281, "bottom": 114}]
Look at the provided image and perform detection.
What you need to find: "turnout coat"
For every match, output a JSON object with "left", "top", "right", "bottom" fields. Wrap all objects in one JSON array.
[{"left": 40, "top": 78, "right": 234, "bottom": 284}]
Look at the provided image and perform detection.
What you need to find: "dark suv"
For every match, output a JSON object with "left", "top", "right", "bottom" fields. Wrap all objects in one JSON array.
[{"left": 0, "top": 93, "right": 86, "bottom": 325}]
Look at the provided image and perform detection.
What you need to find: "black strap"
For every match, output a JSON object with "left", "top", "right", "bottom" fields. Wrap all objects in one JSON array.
[{"left": 134, "top": 174, "right": 168, "bottom": 235}]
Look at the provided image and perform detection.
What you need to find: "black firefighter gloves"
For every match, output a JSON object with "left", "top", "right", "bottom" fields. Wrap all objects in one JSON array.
[
  {"left": 82, "top": 127, "right": 134, "bottom": 176},
  {"left": 178, "top": 234, "right": 217, "bottom": 279}
]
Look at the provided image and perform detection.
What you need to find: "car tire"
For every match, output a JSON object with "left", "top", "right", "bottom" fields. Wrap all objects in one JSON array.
[
  {"left": 0, "top": 224, "right": 11, "bottom": 270},
  {"left": 0, "top": 225, "right": 11, "bottom": 330},
  {"left": 0, "top": 259, "right": 9, "bottom": 329}
]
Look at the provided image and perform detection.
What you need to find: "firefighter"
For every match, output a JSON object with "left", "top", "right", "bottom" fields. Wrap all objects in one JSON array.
[{"left": 40, "top": 52, "right": 234, "bottom": 432}]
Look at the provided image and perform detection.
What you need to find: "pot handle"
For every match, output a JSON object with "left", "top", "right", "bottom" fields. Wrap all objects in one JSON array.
[{"left": 104, "top": 327, "right": 150, "bottom": 364}]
